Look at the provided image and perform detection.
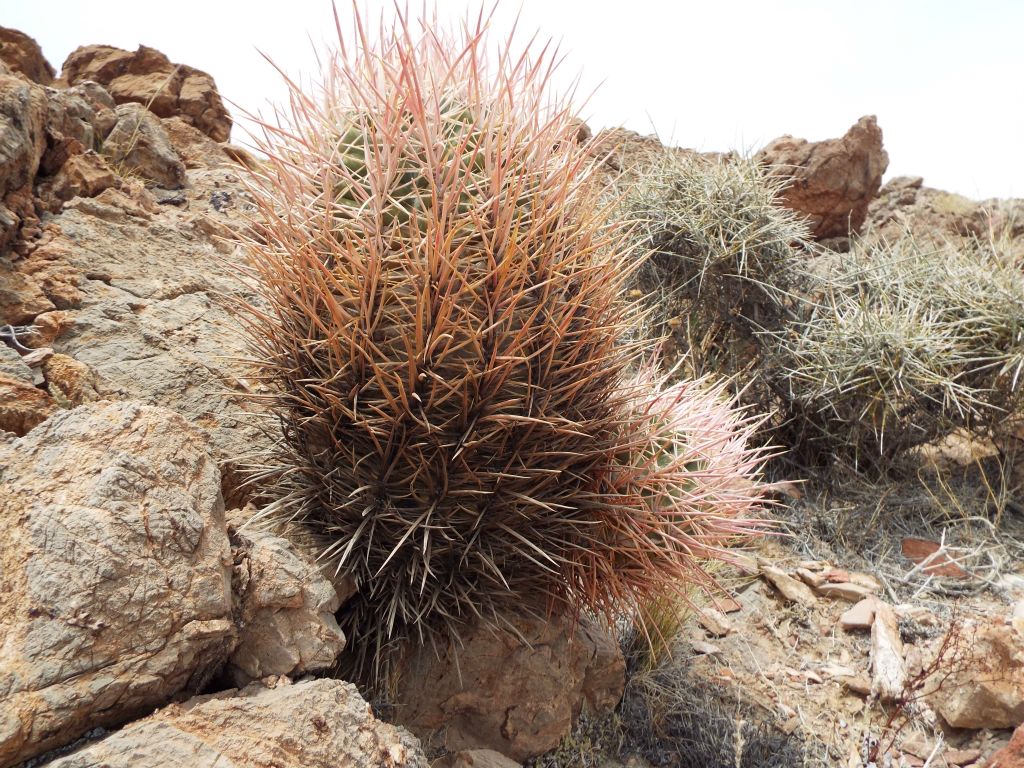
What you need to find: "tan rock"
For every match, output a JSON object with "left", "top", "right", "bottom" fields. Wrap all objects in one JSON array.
[
  {"left": 761, "top": 564, "right": 819, "bottom": 607},
  {"left": 162, "top": 115, "right": 233, "bottom": 169},
  {"left": 41, "top": 352, "right": 102, "bottom": 406},
  {"left": 0, "top": 344, "right": 30, "bottom": 381},
  {"left": 930, "top": 620, "right": 1024, "bottom": 729},
  {"left": 47, "top": 151, "right": 118, "bottom": 202},
  {"left": 756, "top": 115, "right": 889, "bottom": 239},
  {"left": 0, "top": 27, "right": 54, "bottom": 85},
  {"left": 101, "top": 102, "right": 186, "bottom": 188},
  {"left": 61, "top": 44, "right": 232, "bottom": 141},
  {"left": 44, "top": 679, "right": 428, "bottom": 768},
  {"left": 0, "top": 401, "right": 236, "bottom": 766},
  {"left": 0, "top": 259, "right": 54, "bottom": 324},
  {"left": 816, "top": 581, "right": 875, "bottom": 602},
  {"left": 840, "top": 598, "right": 878, "bottom": 631},
  {"left": 697, "top": 606, "right": 733, "bottom": 637},
  {"left": 395, "top": 612, "right": 625, "bottom": 761},
  {"left": 227, "top": 522, "right": 346, "bottom": 686},
  {"left": 0, "top": 73, "right": 47, "bottom": 249},
  {"left": 0, "top": 370, "right": 56, "bottom": 434},
  {"left": 870, "top": 602, "right": 906, "bottom": 701}
]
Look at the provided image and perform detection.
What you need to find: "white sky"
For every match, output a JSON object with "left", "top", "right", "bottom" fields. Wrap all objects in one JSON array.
[{"left": 5, "top": 0, "right": 1022, "bottom": 199}]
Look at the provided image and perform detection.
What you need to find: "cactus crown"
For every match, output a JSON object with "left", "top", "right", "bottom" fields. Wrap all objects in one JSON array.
[{"left": 237, "top": 6, "right": 768, "bottom": 685}]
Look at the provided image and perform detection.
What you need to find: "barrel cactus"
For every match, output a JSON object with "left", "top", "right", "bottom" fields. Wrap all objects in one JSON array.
[{"left": 236, "top": 8, "right": 769, "bottom": 685}]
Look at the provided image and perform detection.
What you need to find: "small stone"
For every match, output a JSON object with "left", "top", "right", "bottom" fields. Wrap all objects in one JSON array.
[
  {"left": 840, "top": 598, "right": 878, "bottom": 631},
  {"left": 840, "top": 674, "right": 872, "bottom": 696},
  {"left": 761, "top": 565, "right": 818, "bottom": 608},
  {"left": 816, "top": 581, "right": 874, "bottom": 602},
  {"left": 691, "top": 640, "right": 722, "bottom": 656},
  {"left": 797, "top": 568, "right": 826, "bottom": 588},
  {"left": 944, "top": 748, "right": 981, "bottom": 766},
  {"left": 698, "top": 607, "right": 732, "bottom": 637}
]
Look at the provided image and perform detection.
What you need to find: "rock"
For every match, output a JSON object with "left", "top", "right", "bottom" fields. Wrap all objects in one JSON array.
[
  {"left": 756, "top": 115, "right": 889, "bottom": 239},
  {"left": 870, "top": 602, "right": 906, "bottom": 701},
  {"left": 45, "top": 151, "right": 118, "bottom": 202},
  {"left": 162, "top": 115, "right": 234, "bottom": 169},
  {"left": 840, "top": 598, "right": 878, "bottom": 631},
  {"left": 101, "top": 102, "right": 186, "bottom": 188},
  {"left": 697, "top": 606, "right": 732, "bottom": 637},
  {"left": 227, "top": 521, "right": 346, "bottom": 686},
  {"left": 0, "top": 370, "right": 56, "bottom": 434},
  {"left": 984, "top": 725, "right": 1024, "bottom": 767},
  {"left": 60, "top": 44, "right": 232, "bottom": 142},
  {"left": 815, "top": 581, "right": 876, "bottom": 602},
  {"left": 0, "top": 343, "right": 31, "bottom": 381},
  {"left": 24, "top": 164, "right": 270, "bottom": 502},
  {"left": 0, "top": 27, "right": 55, "bottom": 85},
  {"left": 395, "top": 612, "right": 625, "bottom": 761},
  {"left": 931, "top": 620, "right": 1024, "bottom": 729},
  {"left": 0, "top": 401, "right": 236, "bottom": 766},
  {"left": 761, "top": 564, "right": 818, "bottom": 607},
  {"left": 0, "top": 72, "right": 47, "bottom": 250},
  {"left": 0, "top": 258, "right": 54, "bottom": 323},
  {"left": 43, "top": 82, "right": 118, "bottom": 170},
  {"left": 41, "top": 352, "right": 103, "bottom": 406},
  {"left": 444, "top": 749, "right": 523, "bottom": 768},
  {"left": 44, "top": 679, "right": 428, "bottom": 768},
  {"left": 901, "top": 537, "right": 971, "bottom": 579}
]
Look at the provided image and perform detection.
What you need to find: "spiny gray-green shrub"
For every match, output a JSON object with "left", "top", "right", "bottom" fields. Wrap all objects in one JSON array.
[{"left": 775, "top": 231, "right": 1024, "bottom": 472}]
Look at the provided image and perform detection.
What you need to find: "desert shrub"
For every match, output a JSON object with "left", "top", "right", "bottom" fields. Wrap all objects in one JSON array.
[
  {"left": 773, "top": 232, "right": 1024, "bottom": 472},
  {"left": 235, "top": 9, "right": 770, "bottom": 687},
  {"left": 617, "top": 152, "right": 811, "bottom": 383}
]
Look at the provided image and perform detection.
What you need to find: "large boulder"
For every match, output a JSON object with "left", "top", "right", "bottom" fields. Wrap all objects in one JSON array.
[
  {"left": 60, "top": 44, "right": 232, "bottom": 142},
  {"left": 395, "top": 612, "right": 625, "bottom": 761},
  {"left": 100, "top": 102, "right": 186, "bottom": 188},
  {"left": 44, "top": 679, "right": 428, "bottom": 768},
  {"left": 0, "top": 401, "right": 236, "bottom": 766},
  {"left": 0, "top": 27, "right": 55, "bottom": 85},
  {"left": 756, "top": 115, "right": 889, "bottom": 240},
  {"left": 227, "top": 520, "right": 347, "bottom": 686}
]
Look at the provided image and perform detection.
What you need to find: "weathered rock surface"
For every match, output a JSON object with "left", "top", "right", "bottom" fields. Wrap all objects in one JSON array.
[
  {"left": 101, "top": 102, "right": 186, "bottom": 188},
  {"left": 60, "top": 44, "right": 232, "bottom": 142},
  {"left": 929, "top": 619, "right": 1024, "bottom": 729},
  {"left": 0, "top": 27, "right": 55, "bottom": 85},
  {"left": 42, "top": 151, "right": 118, "bottom": 203},
  {"left": 756, "top": 115, "right": 889, "bottom": 239},
  {"left": 0, "top": 72, "right": 47, "bottom": 249},
  {"left": 0, "top": 401, "right": 235, "bottom": 766},
  {"left": 396, "top": 613, "right": 625, "bottom": 761},
  {"left": 0, "top": 367, "right": 56, "bottom": 435},
  {"left": 45, "top": 679, "right": 428, "bottom": 768},
  {"left": 227, "top": 520, "right": 346, "bottom": 686},
  {"left": 14, "top": 155, "right": 270, "bottom": 501}
]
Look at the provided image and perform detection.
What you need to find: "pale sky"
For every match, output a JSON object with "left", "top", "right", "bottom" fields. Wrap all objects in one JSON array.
[{"left": 5, "top": 1, "right": 1022, "bottom": 199}]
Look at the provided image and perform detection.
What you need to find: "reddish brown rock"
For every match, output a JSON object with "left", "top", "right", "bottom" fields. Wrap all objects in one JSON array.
[
  {"left": 45, "top": 152, "right": 119, "bottom": 203},
  {"left": 0, "top": 27, "right": 55, "bottom": 85},
  {"left": 984, "top": 724, "right": 1024, "bottom": 767},
  {"left": 0, "top": 372, "right": 57, "bottom": 435},
  {"left": 0, "top": 259, "right": 54, "bottom": 324},
  {"left": 756, "top": 115, "right": 889, "bottom": 239},
  {"left": 0, "top": 72, "right": 47, "bottom": 250},
  {"left": 395, "top": 613, "right": 625, "bottom": 761},
  {"left": 60, "top": 44, "right": 232, "bottom": 142}
]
